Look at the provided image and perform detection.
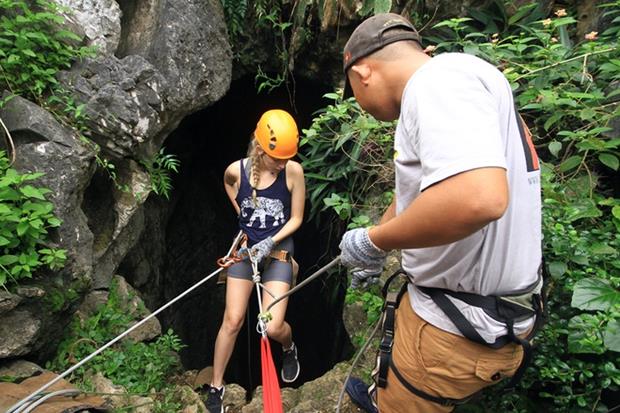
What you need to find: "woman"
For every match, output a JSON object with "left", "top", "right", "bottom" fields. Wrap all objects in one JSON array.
[{"left": 206, "top": 109, "right": 305, "bottom": 413}]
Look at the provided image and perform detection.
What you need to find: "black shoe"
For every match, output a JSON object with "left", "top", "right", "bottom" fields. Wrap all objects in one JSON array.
[
  {"left": 345, "top": 377, "right": 378, "bottom": 413},
  {"left": 205, "top": 384, "right": 224, "bottom": 413},
  {"left": 281, "top": 342, "right": 300, "bottom": 383}
]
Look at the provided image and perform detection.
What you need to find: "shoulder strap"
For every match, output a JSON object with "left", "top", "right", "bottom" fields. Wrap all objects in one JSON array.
[{"left": 240, "top": 158, "right": 252, "bottom": 182}]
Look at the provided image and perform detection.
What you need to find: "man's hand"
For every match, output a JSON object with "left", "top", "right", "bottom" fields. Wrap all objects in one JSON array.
[
  {"left": 250, "top": 237, "right": 275, "bottom": 262},
  {"left": 339, "top": 228, "right": 387, "bottom": 270}
]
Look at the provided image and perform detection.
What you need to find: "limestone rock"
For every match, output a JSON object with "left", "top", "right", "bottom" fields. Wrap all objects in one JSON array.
[
  {"left": 0, "top": 94, "right": 96, "bottom": 282},
  {"left": 0, "top": 310, "right": 41, "bottom": 358},
  {"left": 0, "top": 360, "right": 43, "bottom": 381},
  {"left": 89, "top": 371, "right": 129, "bottom": 408},
  {"left": 54, "top": 0, "right": 122, "bottom": 55},
  {"left": 117, "top": 0, "right": 232, "bottom": 113},
  {"left": 174, "top": 384, "right": 207, "bottom": 413},
  {"left": 0, "top": 291, "right": 22, "bottom": 316},
  {"left": 58, "top": 55, "right": 168, "bottom": 160}
]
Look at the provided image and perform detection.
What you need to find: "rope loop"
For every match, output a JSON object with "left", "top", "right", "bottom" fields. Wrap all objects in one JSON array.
[
  {"left": 216, "top": 233, "right": 248, "bottom": 268},
  {"left": 256, "top": 311, "right": 272, "bottom": 334}
]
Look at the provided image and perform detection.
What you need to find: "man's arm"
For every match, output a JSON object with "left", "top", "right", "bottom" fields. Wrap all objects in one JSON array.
[
  {"left": 369, "top": 167, "right": 508, "bottom": 250},
  {"left": 379, "top": 199, "right": 396, "bottom": 225}
]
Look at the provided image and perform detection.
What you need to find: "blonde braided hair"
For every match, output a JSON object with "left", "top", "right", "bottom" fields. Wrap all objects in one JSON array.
[{"left": 247, "top": 135, "right": 262, "bottom": 207}]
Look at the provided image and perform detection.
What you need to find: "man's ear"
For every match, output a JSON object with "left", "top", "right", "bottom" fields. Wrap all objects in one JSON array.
[{"left": 350, "top": 63, "right": 372, "bottom": 86}]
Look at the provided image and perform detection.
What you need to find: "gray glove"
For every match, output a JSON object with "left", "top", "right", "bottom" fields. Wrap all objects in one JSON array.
[
  {"left": 250, "top": 237, "right": 275, "bottom": 262},
  {"left": 339, "top": 228, "right": 387, "bottom": 270},
  {"left": 350, "top": 267, "right": 382, "bottom": 289}
]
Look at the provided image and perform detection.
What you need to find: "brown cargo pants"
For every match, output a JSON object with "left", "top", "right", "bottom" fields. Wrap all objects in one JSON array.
[{"left": 375, "top": 293, "right": 524, "bottom": 413}]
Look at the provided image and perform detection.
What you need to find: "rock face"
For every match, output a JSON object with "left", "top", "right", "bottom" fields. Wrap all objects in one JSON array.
[
  {"left": 55, "top": 0, "right": 122, "bottom": 55},
  {"left": 59, "top": 55, "right": 168, "bottom": 160},
  {"left": 117, "top": 0, "right": 232, "bottom": 113},
  {"left": 0, "top": 95, "right": 96, "bottom": 281},
  {"left": 0, "top": 0, "right": 232, "bottom": 361}
]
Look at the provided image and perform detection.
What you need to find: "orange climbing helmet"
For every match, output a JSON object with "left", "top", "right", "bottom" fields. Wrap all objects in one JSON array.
[{"left": 254, "top": 109, "right": 299, "bottom": 159}]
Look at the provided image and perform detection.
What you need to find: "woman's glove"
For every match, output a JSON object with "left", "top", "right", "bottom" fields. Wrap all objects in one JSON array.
[
  {"left": 339, "top": 228, "right": 387, "bottom": 270},
  {"left": 250, "top": 237, "right": 275, "bottom": 262}
]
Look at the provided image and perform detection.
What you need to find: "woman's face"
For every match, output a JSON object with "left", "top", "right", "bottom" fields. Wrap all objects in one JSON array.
[{"left": 261, "top": 152, "right": 289, "bottom": 174}]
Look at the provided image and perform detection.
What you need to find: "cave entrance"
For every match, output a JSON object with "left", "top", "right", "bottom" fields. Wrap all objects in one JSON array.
[{"left": 121, "top": 75, "right": 352, "bottom": 392}]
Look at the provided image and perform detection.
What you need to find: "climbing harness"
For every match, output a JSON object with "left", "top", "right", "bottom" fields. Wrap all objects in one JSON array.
[
  {"left": 216, "top": 230, "right": 247, "bottom": 269},
  {"left": 216, "top": 232, "right": 296, "bottom": 286},
  {"left": 368, "top": 267, "right": 546, "bottom": 408}
]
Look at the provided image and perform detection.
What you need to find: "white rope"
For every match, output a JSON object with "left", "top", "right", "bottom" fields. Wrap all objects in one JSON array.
[
  {"left": 6, "top": 231, "right": 244, "bottom": 413},
  {"left": 20, "top": 389, "right": 81, "bottom": 413},
  {"left": 0, "top": 115, "right": 16, "bottom": 165},
  {"left": 335, "top": 317, "right": 382, "bottom": 412},
  {"left": 266, "top": 256, "right": 340, "bottom": 312},
  {"left": 251, "top": 257, "right": 269, "bottom": 338}
]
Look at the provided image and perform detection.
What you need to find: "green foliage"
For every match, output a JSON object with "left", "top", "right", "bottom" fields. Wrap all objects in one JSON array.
[
  {"left": 518, "top": 168, "right": 620, "bottom": 413},
  {"left": 345, "top": 286, "right": 383, "bottom": 326},
  {"left": 300, "top": 92, "right": 395, "bottom": 225},
  {"left": 252, "top": 0, "right": 291, "bottom": 93},
  {"left": 44, "top": 282, "right": 81, "bottom": 312},
  {"left": 140, "top": 147, "right": 180, "bottom": 200},
  {"left": 0, "top": 150, "right": 66, "bottom": 287},
  {"left": 219, "top": 0, "right": 294, "bottom": 93},
  {"left": 427, "top": 2, "right": 620, "bottom": 180},
  {"left": 358, "top": 0, "right": 392, "bottom": 16},
  {"left": 47, "top": 280, "right": 185, "bottom": 395},
  {"left": 221, "top": 0, "right": 248, "bottom": 41},
  {"left": 152, "top": 387, "right": 183, "bottom": 413},
  {"left": 0, "top": 0, "right": 95, "bottom": 105}
]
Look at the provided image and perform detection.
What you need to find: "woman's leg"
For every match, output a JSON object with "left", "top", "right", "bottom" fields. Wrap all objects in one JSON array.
[
  {"left": 211, "top": 276, "right": 254, "bottom": 387},
  {"left": 261, "top": 279, "right": 293, "bottom": 347},
  {"left": 260, "top": 253, "right": 299, "bottom": 383}
]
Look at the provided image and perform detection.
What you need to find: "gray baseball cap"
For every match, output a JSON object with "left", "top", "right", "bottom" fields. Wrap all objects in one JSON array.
[{"left": 342, "top": 13, "right": 421, "bottom": 98}]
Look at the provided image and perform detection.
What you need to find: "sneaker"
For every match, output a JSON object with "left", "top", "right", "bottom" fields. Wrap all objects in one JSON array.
[
  {"left": 345, "top": 377, "right": 378, "bottom": 413},
  {"left": 281, "top": 342, "right": 300, "bottom": 383},
  {"left": 205, "top": 384, "right": 224, "bottom": 413}
]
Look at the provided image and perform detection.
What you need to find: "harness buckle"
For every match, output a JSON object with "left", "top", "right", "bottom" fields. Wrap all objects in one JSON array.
[{"left": 379, "top": 333, "right": 393, "bottom": 352}]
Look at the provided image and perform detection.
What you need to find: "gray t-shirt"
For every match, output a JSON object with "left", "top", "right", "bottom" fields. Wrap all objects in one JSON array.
[{"left": 394, "top": 53, "right": 542, "bottom": 343}]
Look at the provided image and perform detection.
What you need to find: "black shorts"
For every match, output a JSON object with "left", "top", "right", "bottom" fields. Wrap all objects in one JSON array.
[{"left": 227, "top": 237, "right": 294, "bottom": 284}]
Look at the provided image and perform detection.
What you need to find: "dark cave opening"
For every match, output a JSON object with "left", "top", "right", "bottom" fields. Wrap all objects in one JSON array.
[{"left": 122, "top": 75, "right": 353, "bottom": 393}]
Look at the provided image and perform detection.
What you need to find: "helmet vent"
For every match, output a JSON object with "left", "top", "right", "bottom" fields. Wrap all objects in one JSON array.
[{"left": 268, "top": 125, "right": 277, "bottom": 150}]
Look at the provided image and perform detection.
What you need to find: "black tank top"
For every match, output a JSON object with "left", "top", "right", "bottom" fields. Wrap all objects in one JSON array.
[{"left": 235, "top": 159, "right": 291, "bottom": 245}]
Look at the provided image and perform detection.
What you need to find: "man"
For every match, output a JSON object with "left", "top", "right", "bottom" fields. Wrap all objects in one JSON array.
[{"left": 338, "top": 13, "right": 543, "bottom": 413}]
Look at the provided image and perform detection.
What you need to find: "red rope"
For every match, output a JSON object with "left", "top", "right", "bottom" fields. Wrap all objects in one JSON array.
[{"left": 261, "top": 337, "right": 283, "bottom": 413}]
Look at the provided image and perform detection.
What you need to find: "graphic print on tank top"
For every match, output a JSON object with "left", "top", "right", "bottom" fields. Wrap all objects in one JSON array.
[{"left": 239, "top": 196, "right": 285, "bottom": 228}]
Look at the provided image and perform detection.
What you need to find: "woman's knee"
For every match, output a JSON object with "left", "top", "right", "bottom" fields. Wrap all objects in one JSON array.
[
  {"left": 266, "top": 321, "right": 288, "bottom": 339},
  {"left": 222, "top": 313, "right": 245, "bottom": 335}
]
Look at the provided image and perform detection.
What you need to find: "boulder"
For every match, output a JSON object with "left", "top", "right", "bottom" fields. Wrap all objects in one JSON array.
[{"left": 54, "top": 0, "right": 122, "bottom": 55}]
